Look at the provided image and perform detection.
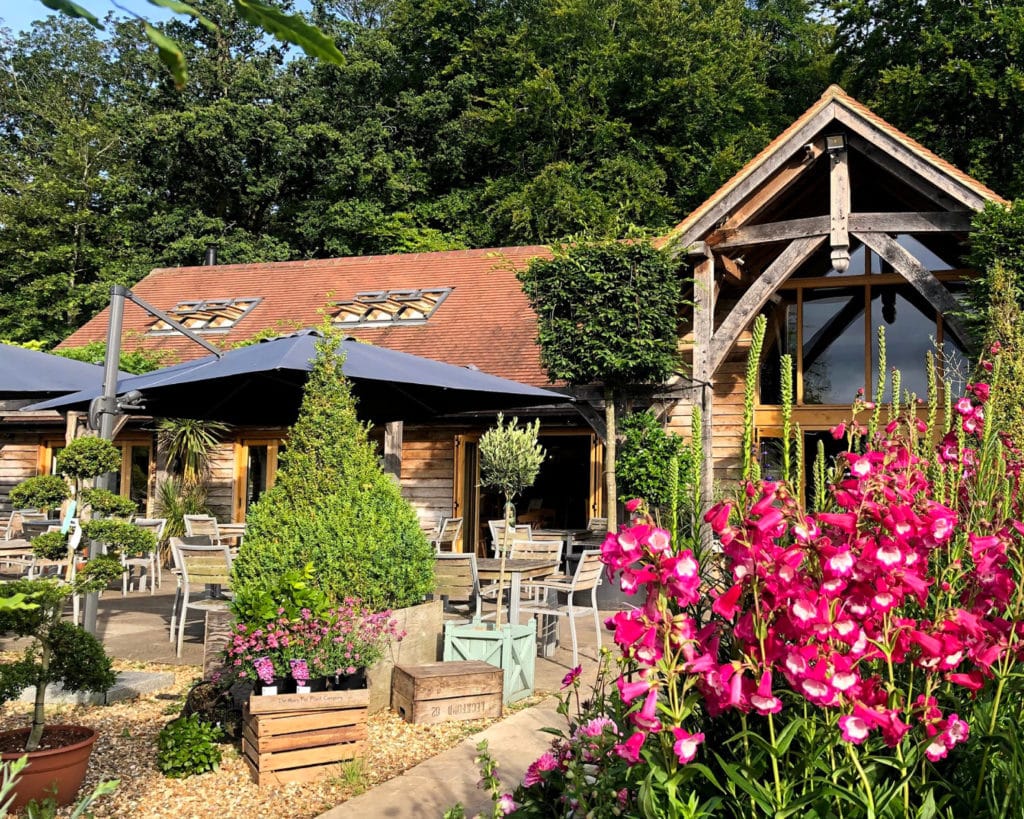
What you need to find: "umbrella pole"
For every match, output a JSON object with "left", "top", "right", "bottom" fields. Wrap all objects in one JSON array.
[{"left": 83, "top": 287, "right": 128, "bottom": 635}]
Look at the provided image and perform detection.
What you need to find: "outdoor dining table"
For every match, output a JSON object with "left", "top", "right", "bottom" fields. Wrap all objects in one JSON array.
[
  {"left": 475, "top": 557, "right": 559, "bottom": 626},
  {"left": 531, "top": 528, "right": 604, "bottom": 559}
]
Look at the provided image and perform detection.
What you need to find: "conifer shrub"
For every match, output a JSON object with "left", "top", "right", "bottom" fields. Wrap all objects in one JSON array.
[{"left": 230, "top": 331, "right": 434, "bottom": 611}]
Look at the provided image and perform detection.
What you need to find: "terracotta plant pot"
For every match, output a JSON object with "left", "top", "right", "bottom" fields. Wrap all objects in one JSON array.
[{"left": 0, "top": 725, "right": 98, "bottom": 810}]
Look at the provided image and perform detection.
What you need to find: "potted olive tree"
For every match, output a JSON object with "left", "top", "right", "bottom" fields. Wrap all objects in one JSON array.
[{"left": 443, "top": 415, "right": 545, "bottom": 703}]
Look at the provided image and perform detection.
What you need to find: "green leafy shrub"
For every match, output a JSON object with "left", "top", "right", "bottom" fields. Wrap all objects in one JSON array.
[
  {"left": 81, "top": 519, "right": 156, "bottom": 558},
  {"left": 0, "top": 578, "right": 116, "bottom": 751},
  {"left": 231, "top": 330, "right": 434, "bottom": 611},
  {"left": 154, "top": 477, "right": 207, "bottom": 540},
  {"left": 616, "top": 411, "right": 685, "bottom": 509},
  {"left": 478, "top": 414, "right": 545, "bottom": 503},
  {"left": 156, "top": 714, "right": 223, "bottom": 779},
  {"left": 30, "top": 531, "right": 69, "bottom": 561},
  {"left": 230, "top": 562, "right": 328, "bottom": 624},
  {"left": 8, "top": 475, "right": 68, "bottom": 515},
  {"left": 79, "top": 488, "right": 136, "bottom": 518}
]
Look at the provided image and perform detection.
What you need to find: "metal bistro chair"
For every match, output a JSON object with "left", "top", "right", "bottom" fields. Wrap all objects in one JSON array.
[
  {"left": 517, "top": 549, "right": 604, "bottom": 667},
  {"left": 122, "top": 518, "right": 167, "bottom": 595},
  {"left": 7, "top": 510, "right": 47, "bottom": 540},
  {"left": 488, "top": 521, "right": 533, "bottom": 558},
  {"left": 432, "top": 553, "right": 483, "bottom": 621},
  {"left": 430, "top": 517, "right": 464, "bottom": 554},
  {"left": 169, "top": 537, "right": 233, "bottom": 657},
  {"left": 512, "top": 539, "right": 565, "bottom": 603},
  {"left": 183, "top": 515, "right": 221, "bottom": 545}
]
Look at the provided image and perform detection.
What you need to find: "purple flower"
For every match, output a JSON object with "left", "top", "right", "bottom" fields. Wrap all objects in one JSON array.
[
  {"left": 289, "top": 658, "right": 309, "bottom": 684},
  {"left": 254, "top": 656, "right": 275, "bottom": 685}
]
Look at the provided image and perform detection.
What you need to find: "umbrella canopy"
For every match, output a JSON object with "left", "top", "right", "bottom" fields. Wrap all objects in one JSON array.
[
  {"left": 0, "top": 343, "right": 127, "bottom": 400},
  {"left": 28, "top": 331, "right": 570, "bottom": 425}
]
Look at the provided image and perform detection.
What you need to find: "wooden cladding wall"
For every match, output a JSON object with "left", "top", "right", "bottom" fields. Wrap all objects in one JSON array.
[
  {"left": 205, "top": 427, "right": 455, "bottom": 530},
  {"left": 0, "top": 438, "right": 42, "bottom": 512},
  {"left": 206, "top": 442, "right": 237, "bottom": 522},
  {"left": 666, "top": 340, "right": 751, "bottom": 486},
  {"left": 400, "top": 426, "right": 455, "bottom": 529}
]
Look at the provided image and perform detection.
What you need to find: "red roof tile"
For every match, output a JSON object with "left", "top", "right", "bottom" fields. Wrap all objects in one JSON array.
[{"left": 60, "top": 246, "right": 556, "bottom": 387}]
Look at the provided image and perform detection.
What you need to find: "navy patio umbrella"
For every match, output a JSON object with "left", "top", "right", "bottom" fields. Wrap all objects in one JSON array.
[
  {"left": 0, "top": 343, "right": 128, "bottom": 400},
  {"left": 28, "top": 331, "right": 570, "bottom": 426}
]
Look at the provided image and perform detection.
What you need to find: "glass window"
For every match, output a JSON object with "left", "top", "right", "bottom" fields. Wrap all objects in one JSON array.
[
  {"left": 801, "top": 287, "right": 866, "bottom": 405},
  {"left": 869, "top": 285, "right": 937, "bottom": 402},
  {"left": 759, "top": 298, "right": 797, "bottom": 404},
  {"left": 245, "top": 445, "right": 270, "bottom": 511},
  {"left": 128, "top": 445, "right": 151, "bottom": 512}
]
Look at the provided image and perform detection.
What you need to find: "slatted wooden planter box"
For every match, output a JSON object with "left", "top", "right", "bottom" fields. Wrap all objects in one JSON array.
[
  {"left": 242, "top": 689, "right": 369, "bottom": 786},
  {"left": 392, "top": 661, "right": 503, "bottom": 724}
]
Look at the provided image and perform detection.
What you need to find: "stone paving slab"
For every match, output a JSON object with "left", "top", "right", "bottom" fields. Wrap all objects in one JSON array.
[
  {"left": 320, "top": 696, "right": 564, "bottom": 819},
  {"left": 17, "top": 670, "right": 177, "bottom": 706}
]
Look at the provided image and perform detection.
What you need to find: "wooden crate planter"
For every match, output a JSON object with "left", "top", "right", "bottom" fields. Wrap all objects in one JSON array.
[
  {"left": 443, "top": 618, "right": 536, "bottom": 703},
  {"left": 242, "top": 689, "right": 369, "bottom": 786},
  {"left": 392, "top": 661, "right": 503, "bottom": 724}
]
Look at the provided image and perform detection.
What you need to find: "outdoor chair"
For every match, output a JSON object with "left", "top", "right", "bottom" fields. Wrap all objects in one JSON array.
[
  {"left": 23, "top": 520, "right": 84, "bottom": 623},
  {"left": 430, "top": 516, "right": 463, "bottom": 554},
  {"left": 6, "top": 510, "right": 46, "bottom": 540},
  {"left": 488, "top": 521, "right": 532, "bottom": 557},
  {"left": 122, "top": 518, "right": 167, "bottom": 596},
  {"left": 586, "top": 517, "right": 608, "bottom": 532},
  {"left": 183, "top": 514, "right": 221, "bottom": 545},
  {"left": 432, "top": 553, "right": 482, "bottom": 621},
  {"left": 512, "top": 539, "right": 565, "bottom": 603},
  {"left": 517, "top": 549, "right": 604, "bottom": 667},
  {"left": 169, "top": 536, "right": 233, "bottom": 657}
]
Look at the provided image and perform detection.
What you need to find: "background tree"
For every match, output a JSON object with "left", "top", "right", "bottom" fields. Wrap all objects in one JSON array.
[
  {"left": 0, "top": 20, "right": 147, "bottom": 345},
  {"left": 828, "top": 0, "right": 1024, "bottom": 198},
  {"left": 519, "top": 240, "right": 684, "bottom": 529},
  {"left": 37, "top": 0, "right": 343, "bottom": 88},
  {"left": 0, "top": 0, "right": 836, "bottom": 345}
]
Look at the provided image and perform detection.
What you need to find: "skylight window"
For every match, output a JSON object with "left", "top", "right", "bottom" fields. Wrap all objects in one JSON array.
[
  {"left": 147, "top": 297, "right": 261, "bottom": 334},
  {"left": 331, "top": 288, "right": 452, "bottom": 325}
]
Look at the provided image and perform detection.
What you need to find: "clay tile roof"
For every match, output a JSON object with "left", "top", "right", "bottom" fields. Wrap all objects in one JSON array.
[
  {"left": 661, "top": 85, "right": 1006, "bottom": 247},
  {"left": 59, "top": 246, "right": 556, "bottom": 387}
]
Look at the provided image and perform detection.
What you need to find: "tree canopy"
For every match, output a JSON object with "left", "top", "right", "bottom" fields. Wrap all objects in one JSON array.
[{"left": 4, "top": 1, "right": 1024, "bottom": 349}]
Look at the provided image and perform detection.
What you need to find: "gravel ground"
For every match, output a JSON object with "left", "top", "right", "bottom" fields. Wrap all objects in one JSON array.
[{"left": 0, "top": 661, "right": 540, "bottom": 818}]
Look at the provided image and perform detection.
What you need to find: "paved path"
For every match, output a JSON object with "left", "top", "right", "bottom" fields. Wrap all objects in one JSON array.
[
  {"left": 319, "top": 617, "right": 606, "bottom": 819},
  {"left": 321, "top": 696, "right": 566, "bottom": 818}
]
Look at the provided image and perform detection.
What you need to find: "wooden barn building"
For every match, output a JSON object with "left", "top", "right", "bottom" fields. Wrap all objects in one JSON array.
[{"left": 0, "top": 86, "right": 1005, "bottom": 550}]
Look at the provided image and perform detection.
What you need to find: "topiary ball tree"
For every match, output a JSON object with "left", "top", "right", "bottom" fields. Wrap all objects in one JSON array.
[
  {"left": 56, "top": 436, "right": 121, "bottom": 503},
  {"left": 231, "top": 329, "right": 434, "bottom": 612},
  {"left": 8, "top": 475, "right": 68, "bottom": 515}
]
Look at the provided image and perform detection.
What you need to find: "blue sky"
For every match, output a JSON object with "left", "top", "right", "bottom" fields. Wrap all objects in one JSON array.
[{"left": 1, "top": 2, "right": 176, "bottom": 36}]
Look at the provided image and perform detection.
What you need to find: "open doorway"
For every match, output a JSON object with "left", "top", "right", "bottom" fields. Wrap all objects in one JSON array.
[{"left": 456, "top": 431, "right": 602, "bottom": 556}]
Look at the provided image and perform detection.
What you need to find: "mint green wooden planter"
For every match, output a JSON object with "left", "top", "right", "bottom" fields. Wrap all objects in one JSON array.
[{"left": 443, "top": 618, "right": 536, "bottom": 703}]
